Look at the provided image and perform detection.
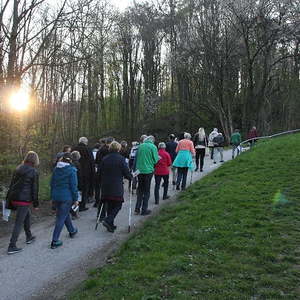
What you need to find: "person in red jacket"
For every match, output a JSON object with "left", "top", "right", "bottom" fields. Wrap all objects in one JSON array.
[{"left": 154, "top": 142, "right": 172, "bottom": 204}]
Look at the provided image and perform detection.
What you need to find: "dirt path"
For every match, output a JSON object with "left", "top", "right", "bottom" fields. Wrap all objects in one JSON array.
[{"left": 0, "top": 151, "right": 233, "bottom": 300}]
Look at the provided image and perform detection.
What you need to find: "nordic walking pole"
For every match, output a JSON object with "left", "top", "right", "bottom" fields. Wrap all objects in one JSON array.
[
  {"left": 190, "top": 169, "right": 193, "bottom": 185},
  {"left": 95, "top": 202, "right": 104, "bottom": 230},
  {"left": 128, "top": 182, "right": 132, "bottom": 233}
]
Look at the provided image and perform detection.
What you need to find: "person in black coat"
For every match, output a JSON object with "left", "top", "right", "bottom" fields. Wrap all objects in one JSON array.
[
  {"left": 94, "top": 137, "right": 114, "bottom": 215},
  {"left": 6, "top": 151, "right": 39, "bottom": 255},
  {"left": 99, "top": 141, "right": 132, "bottom": 232},
  {"left": 72, "top": 137, "right": 94, "bottom": 211},
  {"left": 166, "top": 134, "right": 178, "bottom": 185}
]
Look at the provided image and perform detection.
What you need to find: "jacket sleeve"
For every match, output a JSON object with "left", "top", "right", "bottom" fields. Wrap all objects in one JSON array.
[
  {"left": 190, "top": 141, "right": 196, "bottom": 155},
  {"left": 175, "top": 142, "right": 180, "bottom": 153},
  {"left": 31, "top": 170, "right": 39, "bottom": 208},
  {"left": 152, "top": 146, "right": 159, "bottom": 165},
  {"left": 69, "top": 168, "right": 78, "bottom": 203},
  {"left": 132, "top": 149, "right": 139, "bottom": 171},
  {"left": 121, "top": 158, "right": 132, "bottom": 181}
]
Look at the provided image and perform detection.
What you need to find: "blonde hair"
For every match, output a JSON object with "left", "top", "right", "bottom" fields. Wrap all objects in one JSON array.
[
  {"left": 198, "top": 127, "right": 206, "bottom": 140},
  {"left": 109, "top": 141, "right": 121, "bottom": 152},
  {"left": 23, "top": 151, "right": 39, "bottom": 168}
]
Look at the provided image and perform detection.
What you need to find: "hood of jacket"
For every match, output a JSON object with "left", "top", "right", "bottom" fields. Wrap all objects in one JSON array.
[{"left": 53, "top": 163, "right": 76, "bottom": 181}]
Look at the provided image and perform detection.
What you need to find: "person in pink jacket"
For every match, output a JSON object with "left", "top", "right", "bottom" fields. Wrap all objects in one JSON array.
[
  {"left": 173, "top": 132, "right": 196, "bottom": 190},
  {"left": 154, "top": 143, "right": 172, "bottom": 204}
]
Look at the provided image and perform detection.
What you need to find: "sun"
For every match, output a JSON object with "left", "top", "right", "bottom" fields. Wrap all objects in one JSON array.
[{"left": 9, "top": 88, "right": 30, "bottom": 111}]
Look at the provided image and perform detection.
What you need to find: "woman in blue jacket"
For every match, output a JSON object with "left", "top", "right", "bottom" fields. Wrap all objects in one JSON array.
[{"left": 50, "top": 153, "right": 78, "bottom": 249}]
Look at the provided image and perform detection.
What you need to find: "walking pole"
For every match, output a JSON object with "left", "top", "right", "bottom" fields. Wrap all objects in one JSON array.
[
  {"left": 128, "top": 182, "right": 132, "bottom": 233},
  {"left": 95, "top": 202, "right": 104, "bottom": 230},
  {"left": 190, "top": 169, "right": 193, "bottom": 185}
]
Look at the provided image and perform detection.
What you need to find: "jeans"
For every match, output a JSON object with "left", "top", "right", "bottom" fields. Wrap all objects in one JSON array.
[
  {"left": 105, "top": 201, "right": 122, "bottom": 226},
  {"left": 195, "top": 148, "right": 205, "bottom": 170},
  {"left": 135, "top": 173, "right": 153, "bottom": 213},
  {"left": 176, "top": 167, "right": 188, "bottom": 190},
  {"left": 171, "top": 166, "right": 177, "bottom": 184},
  {"left": 154, "top": 175, "right": 169, "bottom": 204},
  {"left": 9, "top": 206, "right": 32, "bottom": 247},
  {"left": 213, "top": 147, "right": 224, "bottom": 163},
  {"left": 209, "top": 147, "right": 214, "bottom": 159},
  {"left": 52, "top": 201, "right": 76, "bottom": 242},
  {"left": 232, "top": 145, "right": 240, "bottom": 158}
]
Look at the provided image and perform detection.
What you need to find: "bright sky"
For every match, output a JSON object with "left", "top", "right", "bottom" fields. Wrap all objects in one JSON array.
[{"left": 110, "top": 0, "right": 133, "bottom": 11}]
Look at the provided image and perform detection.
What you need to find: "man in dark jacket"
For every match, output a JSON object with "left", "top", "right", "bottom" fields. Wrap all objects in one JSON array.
[
  {"left": 213, "top": 133, "right": 225, "bottom": 164},
  {"left": 99, "top": 141, "right": 132, "bottom": 232},
  {"left": 72, "top": 137, "right": 94, "bottom": 211},
  {"left": 166, "top": 134, "right": 178, "bottom": 185}
]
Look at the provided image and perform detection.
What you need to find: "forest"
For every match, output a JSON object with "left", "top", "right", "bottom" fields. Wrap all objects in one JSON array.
[{"left": 0, "top": 0, "right": 299, "bottom": 173}]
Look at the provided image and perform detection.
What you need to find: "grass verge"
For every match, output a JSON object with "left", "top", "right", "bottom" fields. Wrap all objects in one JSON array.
[{"left": 70, "top": 134, "right": 300, "bottom": 299}]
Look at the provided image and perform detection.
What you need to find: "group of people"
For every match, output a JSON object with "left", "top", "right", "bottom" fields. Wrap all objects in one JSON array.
[{"left": 4, "top": 126, "right": 258, "bottom": 254}]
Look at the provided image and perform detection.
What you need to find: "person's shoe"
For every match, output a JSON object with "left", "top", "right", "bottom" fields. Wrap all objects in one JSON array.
[
  {"left": 69, "top": 228, "right": 78, "bottom": 238},
  {"left": 155, "top": 201, "right": 159, "bottom": 205},
  {"left": 172, "top": 181, "right": 176, "bottom": 185},
  {"left": 141, "top": 209, "right": 151, "bottom": 216},
  {"left": 163, "top": 195, "right": 170, "bottom": 200},
  {"left": 232, "top": 156, "right": 234, "bottom": 159},
  {"left": 51, "top": 240, "right": 63, "bottom": 249},
  {"left": 7, "top": 246, "right": 23, "bottom": 255},
  {"left": 112, "top": 225, "right": 117, "bottom": 230},
  {"left": 26, "top": 236, "right": 36, "bottom": 244},
  {"left": 102, "top": 220, "right": 114, "bottom": 233},
  {"left": 134, "top": 209, "right": 140, "bottom": 215},
  {"left": 200, "top": 169, "right": 203, "bottom": 172},
  {"left": 220, "top": 160, "right": 224, "bottom": 163},
  {"left": 213, "top": 162, "right": 216, "bottom": 164},
  {"left": 176, "top": 185, "right": 180, "bottom": 190},
  {"left": 93, "top": 203, "right": 98, "bottom": 208},
  {"left": 79, "top": 207, "right": 89, "bottom": 212}
]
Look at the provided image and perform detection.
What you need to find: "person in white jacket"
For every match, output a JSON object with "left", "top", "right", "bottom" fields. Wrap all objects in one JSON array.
[{"left": 208, "top": 128, "right": 219, "bottom": 160}]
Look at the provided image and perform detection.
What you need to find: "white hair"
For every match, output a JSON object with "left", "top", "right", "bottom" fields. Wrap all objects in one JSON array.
[
  {"left": 184, "top": 132, "right": 191, "bottom": 139},
  {"left": 158, "top": 142, "right": 166, "bottom": 149},
  {"left": 145, "top": 135, "right": 155, "bottom": 142},
  {"left": 79, "top": 137, "right": 88, "bottom": 145}
]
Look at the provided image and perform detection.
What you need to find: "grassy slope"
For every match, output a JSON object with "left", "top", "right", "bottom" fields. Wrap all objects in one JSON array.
[{"left": 71, "top": 134, "right": 300, "bottom": 300}]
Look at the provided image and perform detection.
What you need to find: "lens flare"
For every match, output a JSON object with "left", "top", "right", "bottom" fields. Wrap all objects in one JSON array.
[{"left": 9, "top": 89, "right": 30, "bottom": 111}]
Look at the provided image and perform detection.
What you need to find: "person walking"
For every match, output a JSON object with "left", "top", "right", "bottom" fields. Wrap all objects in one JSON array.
[
  {"left": 135, "top": 135, "right": 159, "bottom": 216},
  {"left": 6, "top": 151, "right": 39, "bottom": 255},
  {"left": 50, "top": 153, "right": 78, "bottom": 249},
  {"left": 154, "top": 142, "right": 172, "bottom": 204},
  {"left": 128, "top": 141, "right": 139, "bottom": 192},
  {"left": 193, "top": 128, "right": 207, "bottom": 172},
  {"left": 94, "top": 137, "right": 114, "bottom": 217},
  {"left": 173, "top": 133, "right": 195, "bottom": 190},
  {"left": 213, "top": 133, "right": 225, "bottom": 163},
  {"left": 208, "top": 128, "right": 219, "bottom": 160},
  {"left": 165, "top": 134, "right": 178, "bottom": 185},
  {"left": 99, "top": 141, "right": 132, "bottom": 232},
  {"left": 230, "top": 129, "right": 241, "bottom": 159},
  {"left": 70, "top": 151, "right": 82, "bottom": 219},
  {"left": 72, "top": 137, "right": 94, "bottom": 211},
  {"left": 248, "top": 126, "right": 258, "bottom": 148}
]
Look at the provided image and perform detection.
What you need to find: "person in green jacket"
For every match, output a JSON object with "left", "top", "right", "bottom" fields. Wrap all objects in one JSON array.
[
  {"left": 230, "top": 129, "right": 241, "bottom": 159},
  {"left": 135, "top": 135, "right": 159, "bottom": 215}
]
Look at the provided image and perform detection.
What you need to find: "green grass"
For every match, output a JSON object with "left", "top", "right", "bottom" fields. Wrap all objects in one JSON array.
[{"left": 70, "top": 134, "right": 300, "bottom": 300}]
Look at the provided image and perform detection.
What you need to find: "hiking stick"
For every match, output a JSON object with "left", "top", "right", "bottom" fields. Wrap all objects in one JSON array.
[
  {"left": 128, "top": 182, "right": 132, "bottom": 233},
  {"left": 95, "top": 202, "right": 104, "bottom": 231},
  {"left": 190, "top": 170, "right": 193, "bottom": 185}
]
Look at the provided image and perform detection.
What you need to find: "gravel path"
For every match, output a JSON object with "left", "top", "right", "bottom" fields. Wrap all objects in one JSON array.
[{"left": 0, "top": 150, "right": 233, "bottom": 300}]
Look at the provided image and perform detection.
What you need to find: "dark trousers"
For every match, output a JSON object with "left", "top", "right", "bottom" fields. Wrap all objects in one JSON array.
[
  {"left": 94, "top": 172, "right": 101, "bottom": 206},
  {"left": 105, "top": 201, "right": 122, "bottom": 226},
  {"left": 176, "top": 167, "right": 188, "bottom": 190},
  {"left": 80, "top": 177, "right": 90, "bottom": 209},
  {"left": 210, "top": 147, "right": 214, "bottom": 159},
  {"left": 52, "top": 201, "right": 75, "bottom": 242},
  {"left": 195, "top": 148, "right": 205, "bottom": 170},
  {"left": 9, "top": 206, "right": 32, "bottom": 247},
  {"left": 154, "top": 175, "right": 169, "bottom": 204},
  {"left": 135, "top": 173, "right": 153, "bottom": 213}
]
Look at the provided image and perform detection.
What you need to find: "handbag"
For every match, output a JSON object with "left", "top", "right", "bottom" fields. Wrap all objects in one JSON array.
[{"left": 2, "top": 200, "right": 11, "bottom": 221}]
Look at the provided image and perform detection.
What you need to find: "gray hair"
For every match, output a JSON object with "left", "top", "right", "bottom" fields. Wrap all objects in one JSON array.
[
  {"left": 158, "top": 142, "right": 166, "bottom": 149},
  {"left": 184, "top": 132, "right": 191, "bottom": 139},
  {"left": 79, "top": 137, "right": 88, "bottom": 145},
  {"left": 23, "top": 151, "right": 39, "bottom": 168},
  {"left": 71, "top": 151, "right": 81, "bottom": 161},
  {"left": 140, "top": 135, "right": 147, "bottom": 143},
  {"left": 145, "top": 135, "right": 155, "bottom": 142}
]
